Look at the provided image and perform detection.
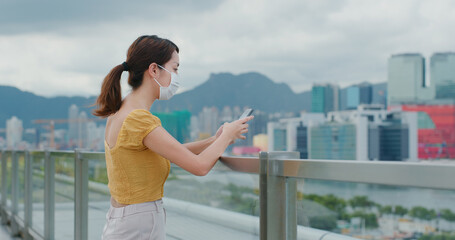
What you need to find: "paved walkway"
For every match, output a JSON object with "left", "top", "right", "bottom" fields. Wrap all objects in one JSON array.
[
  {"left": 0, "top": 224, "right": 21, "bottom": 240},
  {"left": 1, "top": 200, "right": 259, "bottom": 240}
]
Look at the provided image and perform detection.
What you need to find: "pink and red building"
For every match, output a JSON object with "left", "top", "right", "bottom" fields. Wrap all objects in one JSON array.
[{"left": 392, "top": 104, "right": 455, "bottom": 159}]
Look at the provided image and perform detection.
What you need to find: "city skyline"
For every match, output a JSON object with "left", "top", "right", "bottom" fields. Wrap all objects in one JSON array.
[{"left": 1, "top": 1, "right": 454, "bottom": 97}]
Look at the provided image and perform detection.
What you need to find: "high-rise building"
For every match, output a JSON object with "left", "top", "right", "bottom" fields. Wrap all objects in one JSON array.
[
  {"left": 267, "top": 113, "right": 325, "bottom": 152},
  {"left": 78, "top": 111, "right": 88, "bottom": 148},
  {"left": 245, "top": 110, "right": 268, "bottom": 146},
  {"left": 431, "top": 52, "right": 455, "bottom": 99},
  {"left": 311, "top": 84, "right": 339, "bottom": 114},
  {"left": 368, "top": 115, "right": 411, "bottom": 161},
  {"left": 273, "top": 128, "right": 287, "bottom": 151},
  {"left": 198, "top": 107, "right": 219, "bottom": 136},
  {"left": 310, "top": 123, "right": 357, "bottom": 160},
  {"left": 154, "top": 110, "right": 191, "bottom": 143},
  {"left": 270, "top": 106, "right": 417, "bottom": 161},
  {"left": 6, "top": 116, "right": 23, "bottom": 149},
  {"left": 68, "top": 104, "right": 79, "bottom": 144},
  {"left": 232, "top": 106, "right": 242, "bottom": 119},
  {"left": 23, "top": 128, "right": 38, "bottom": 148},
  {"left": 310, "top": 106, "right": 417, "bottom": 161},
  {"left": 312, "top": 85, "right": 325, "bottom": 113},
  {"left": 296, "top": 122, "right": 308, "bottom": 159},
  {"left": 346, "top": 86, "right": 360, "bottom": 109},
  {"left": 359, "top": 83, "right": 372, "bottom": 105},
  {"left": 346, "top": 83, "right": 373, "bottom": 109},
  {"left": 392, "top": 102, "right": 455, "bottom": 159},
  {"left": 87, "top": 122, "right": 105, "bottom": 151},
  {"left": 190, "top": 116, "right": 199, "bottom": 141},
  {"left": 220, "top": 106, "right": 233, "bottom": 123},
  {"left": 387, "top": 53, "right": 434, "bottom": 105}
]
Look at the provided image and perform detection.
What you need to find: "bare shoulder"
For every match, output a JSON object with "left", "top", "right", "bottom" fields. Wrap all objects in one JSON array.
[{"left": 105, "top": 109, "right": 135, "bottom": 148}]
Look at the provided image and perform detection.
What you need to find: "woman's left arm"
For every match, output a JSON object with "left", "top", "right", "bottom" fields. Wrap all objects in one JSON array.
[
  {"left": 183, "top": 136, "right": 216, "bottom": 155},
  {"left": 183, "top": 125, "right": 229, "bottom": 155}
]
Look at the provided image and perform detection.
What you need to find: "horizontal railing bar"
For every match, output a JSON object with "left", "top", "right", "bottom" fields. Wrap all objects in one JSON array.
[
  {"left": 12, "top": 150, "right": 26, "bottom": 154},
  {"left": 271, "top": 158, "right": 455, "bottom": 190},
  {"left": 219, "top": 156, "right": 260, "bottom": 173},
  {"left": 29, "top": 151, "right": 46, "bottom": 158},
  {"left": 78, "top": 151, "right": 105, "bottom": 161},
  {"left": 4, "top": 149, "right": 455, "bottom": 190},
  {"left": 49, "top": 151, "right": 75, "bottom": 158}
]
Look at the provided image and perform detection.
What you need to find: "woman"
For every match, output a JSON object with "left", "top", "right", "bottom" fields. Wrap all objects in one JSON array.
[{"left": 93, "top": 35, "right": 253, "bottom": 239}]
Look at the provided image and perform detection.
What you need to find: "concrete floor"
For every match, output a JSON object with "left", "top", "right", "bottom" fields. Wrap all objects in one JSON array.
[{"left": 0, "top": 224, "right": 21, "bottom": 240}]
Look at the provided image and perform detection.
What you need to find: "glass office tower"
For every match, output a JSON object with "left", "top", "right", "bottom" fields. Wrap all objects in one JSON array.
[
  {"left": 431, "top": 52, "right": 455, "bottom": 99},
  {"left": 311, "top": 84, "right": 339, "bottom": 114},
  {"left": 387, "top": 53, "right": 434, "bottom": 105}
]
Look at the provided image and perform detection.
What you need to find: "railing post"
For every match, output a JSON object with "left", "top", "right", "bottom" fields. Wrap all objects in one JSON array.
[
  {"left": 24, "top": 151, "right": 33, "bottom": 240},
  {"left": 11, "top": 151, "right": 20, "bottom": 235},
  {"left": 286, "top": 173, "right": 297, "bottom": 240},
  {"left": 266, "top": 151, "right": 299, "bottom": 240},
  {"left": 259, "top": 152, "right": 268, "bottom": 240},
  {"left": 1, "top": 150, "right": 7, "bottom": 225},
  {"left": 44, "top": 150, "right": 55, "bottom": 240},
  {"left": 74, "top": 149, "right": 88, "bottom": 240}
]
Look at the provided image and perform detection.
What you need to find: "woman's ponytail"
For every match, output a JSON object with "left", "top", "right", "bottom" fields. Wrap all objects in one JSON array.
[{"left": 93, "top": 64, "right": 125, "bottom": 118}]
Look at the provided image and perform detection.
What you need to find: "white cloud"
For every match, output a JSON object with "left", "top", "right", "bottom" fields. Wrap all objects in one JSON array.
[{"left": 0, "top": 0, "right": 454, "bottom": 97}]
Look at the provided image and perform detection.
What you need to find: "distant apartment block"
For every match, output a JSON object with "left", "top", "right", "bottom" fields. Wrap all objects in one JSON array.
[
  {"left": 6, "top": 116, "right": 23, "bottom": 149},
  {"left": 198, "top": 107, "right": 219, "bottom": 136},
  {"left": 268, "top": 105, "right": 418, "bottom": 161},
  {"left": 346, "top": 82, "right": 373, "bottom": 109},
  {"left": 387, "top": 53, "right": 434, "bottom": 105},
  {"left": 68, "top": 104, "right": 79, "bottom": 143},
  {"left": 267, "top": 113, "right": 325, "bottom": 153},
  {"left": 391, "top": 102, "right": 455, "bottom": 159},
  {"left": 311, "top": 84, "right": 339, "bottom": 114},
  {"left": 431, "top": 52, "right": 455, "bottom": 99},
  {"left": 154, "top": 110, "right": 191, "bottom": 144}
]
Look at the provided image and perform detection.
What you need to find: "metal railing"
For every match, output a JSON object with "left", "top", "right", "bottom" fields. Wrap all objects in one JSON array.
[{"left": 1, "top": 149, "right": 455, "bottom": 240}]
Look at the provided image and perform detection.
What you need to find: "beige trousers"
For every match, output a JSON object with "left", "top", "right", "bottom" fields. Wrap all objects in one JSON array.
[{"left": 101, "top": 199, "right": 166, "bottom": 240}]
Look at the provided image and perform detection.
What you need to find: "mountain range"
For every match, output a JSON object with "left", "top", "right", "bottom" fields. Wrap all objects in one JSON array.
[{"left": 0, "top": 72, "right": 386, "bottom": 129}]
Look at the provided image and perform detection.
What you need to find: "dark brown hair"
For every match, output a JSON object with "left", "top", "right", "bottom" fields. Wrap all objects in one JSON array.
[{"left": 93, "top": 35, "right": 179, "bottom": 117}]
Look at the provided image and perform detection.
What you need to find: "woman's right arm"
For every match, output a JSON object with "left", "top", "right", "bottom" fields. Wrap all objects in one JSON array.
[{"left": 143, "top": 116, "right": 253, "bottom": 176}]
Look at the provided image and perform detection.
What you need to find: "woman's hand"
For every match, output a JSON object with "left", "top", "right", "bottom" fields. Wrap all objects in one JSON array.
[
  {"left": 215, "top": 125, "right": 224, "bottom": 139},
  {"left": 220, "top": 116, "right": 254, "bottom": 143},
  {"left": 215, "top": 125, "right": 235, "bottom": 145}
]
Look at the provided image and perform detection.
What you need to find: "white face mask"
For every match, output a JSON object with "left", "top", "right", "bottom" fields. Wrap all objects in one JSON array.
[{"left": 154, "top": 64, "right": 180, "bottom": 100}]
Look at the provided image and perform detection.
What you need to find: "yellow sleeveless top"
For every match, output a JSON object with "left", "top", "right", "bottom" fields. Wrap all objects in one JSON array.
[{"left": 104, "top": 109, "right": 170, "bottom": 205}]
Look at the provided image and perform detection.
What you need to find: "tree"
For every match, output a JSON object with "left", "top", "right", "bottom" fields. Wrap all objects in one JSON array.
[
  {"left": 349, "top": 196, "right": 375, "bottom": 211},
  {"left": 303, "top": 194, "right": 348, "bottom": 220},
  {"left": 380, "top": 205, "right": 393, "bottom": 216},
  {"left": 394, "top": 206, "right": 408, "bottom": 217},
  {"left": 410, "top": 206, "right": 437, "bottom": 227},
  {"left": 440, "top": 209, "right": 455, "bottom": 230},
  {"left": 350, "top": 211, "right": 379, "bottom": 229},
  {"left": 309, "top": 215, "right": 338, "bottom": 231}
]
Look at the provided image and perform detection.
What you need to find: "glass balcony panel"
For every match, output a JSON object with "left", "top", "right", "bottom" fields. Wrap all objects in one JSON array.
[
  {"left": 5, "top": 152, "right": 12, "bottom": 210},
  {"left": 53, "top": 154, "right": 75, "bottom": 239},
  {"left": 296, "top": 178, "right": 455, "bottom": 240},
  {"left": 164, "top": 166, "right": 260, "bottom": 240},
  {"left": 17, "top": 152, "right": 26, "bottom": 220},
  {"left": 0, "top": 153, "right": 1, "bottom": 197},
  {"left": 87, "top": 157, "right": 110, "bottom": 239},
  {"left": 31, "top": 153, "right": 45, "bottom": 236},
  {"left": 6, "top": 153, "right": 13, "bottom": 211}
]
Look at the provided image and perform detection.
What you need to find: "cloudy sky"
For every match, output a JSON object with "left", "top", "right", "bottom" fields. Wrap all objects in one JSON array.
[{"left": 0, "top": 0, "right": 454, "bottom": 97}]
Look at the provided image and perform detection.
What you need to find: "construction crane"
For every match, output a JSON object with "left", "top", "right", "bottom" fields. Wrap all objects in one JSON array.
[{"left": 33, "top": 118, "right": 105, "bottom": 148}]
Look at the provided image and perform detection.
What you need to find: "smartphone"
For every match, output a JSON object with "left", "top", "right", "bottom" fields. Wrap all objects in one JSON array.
[{"left": 239, "top": 108, "right": 254, "bottom": 120}]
